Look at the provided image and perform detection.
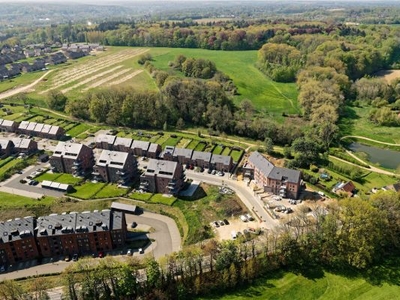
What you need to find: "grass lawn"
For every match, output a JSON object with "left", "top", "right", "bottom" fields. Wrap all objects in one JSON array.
[
  {"left": 150, "top": 194, "right": 177, "bottom": 206},
  {"left": 0, "top": 72, "right": 46, "bottom": 93},
  {"left": 93, "top": 184, "right": 130, "bottom": 198},
  {"left": 0, "top": 192, "right": 55, "bottom": 208},
  {"left": 130, "top": 192, "right": 153, "bottom": 201},
  {"left": 340, "top": 106, "right": 400, "bottom": 144},
  {"left": 231, "top": 149, "right": 244, "bottom": 162},
  {"left": 176, "top": 138, "right": 191, "bottom": 148},
  {"left": 67, "top": 182, "right": 107, "bottom": 199},
  {"left": 66, "top": 123, "right": 91, "bottom": 137},
  {"left": 150, "top": 48, "right": 300, "bottom": 119},
  {"left": 194, "top": 141, "right": 207, "bottom": 152},
  {"left": 163, "top": 136, "right": 182, "bottom": 147},
  {"left": 199, "top": 267, "right": 400, "bottom": 300},
  {"left": 212, "top": 145, "right": 224, "bottom": 155},
  {"left": 0, "top": 158, "right": 21, "bottom": 177},
  {"left": 221, "top": 146, "right": 231, "bottom": 156},
  {"left": 34, "top": 172, "right": 61, "bottom": 182},
  {"left": 174, "top": 184, "right": 246, "bottom": 245},
  {"left": 186, "top": 139, "right": 200, "bottom": 150}
]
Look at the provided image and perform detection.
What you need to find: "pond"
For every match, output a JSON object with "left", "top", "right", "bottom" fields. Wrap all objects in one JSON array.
[{"left": 348, "top": 142, "right": 400, "bottom": 170}]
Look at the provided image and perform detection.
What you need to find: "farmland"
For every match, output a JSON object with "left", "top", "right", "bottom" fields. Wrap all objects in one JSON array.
[{"left": 148, "top": 47, "right": 300, "bottom": 117}]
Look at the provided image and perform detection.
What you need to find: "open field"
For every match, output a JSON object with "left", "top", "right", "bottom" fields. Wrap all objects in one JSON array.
[
  {"left": 0, "top": 192, "right": 55, "bottom": 209},
  {"left": 149, "top": 47, "right": 300, "bottom": 118},
  {"left": 340, "top": 106, "right": 400, "bottom": 144},
  {"left": 375, "top": 69, "right": 400, "bottom": 83},
  {"left": 199, "top": 265, "right": 400, "bottom": 300}
]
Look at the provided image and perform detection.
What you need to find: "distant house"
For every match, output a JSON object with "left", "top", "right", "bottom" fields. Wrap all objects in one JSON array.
[
  {"left": 0, "top": 119, "right": 18, "bottom": 132},
  {"left": 332, "top": 181, "right": 356, "bottom": 197},
  {"left": 210, "top": 154, "right": 233, "bottom": 172},
  {"left": 147, "top": 143, "right": 162, "bottom": 159},
  {"left": 244, "top": 151, "right": 302, "bottom": 199},
  {"left": 95, "top": 134, "right": 116, "bottom": 150},
  {"left": 0, "top": 139, "right": 14, "bottom": 158},
  {"left": 191, "top": 151, "right": 212, "bottom": 169},
  {"left": 113, "top": 137, "right": 133, "bottom": 153},
  {"left": 92, "top": 150, "right": 137, "bottom": 184},
  {"left": 46, "top": 52, "right": 67, "bottom": 65},
  {"left": 160, "top": 146, "right": 175, "bottom": 161},
  {"left": 11, "top": 138, "right": 38, "bottom": 154},
  {"left": 17, "top": 121, "right": 64, "bottom": 140},
  {"left": 172, "top": 148, "right": 193, "bottom": 165},
  {"left": 382, "top": 182, "right": 400, "bottom": 193},
  {"left": 131, "top": 140, "right": 150, "bottom": 157},
  {"left": 139, "top": 159, "right": 185, "bottom": 195},
  {"left": 50, "top": 142, "right": 94, "bottom": 175}
]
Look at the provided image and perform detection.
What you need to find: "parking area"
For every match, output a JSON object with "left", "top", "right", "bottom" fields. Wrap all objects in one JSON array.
[{"left": 213, "top": 217, "right": 264, "bottom": 241}]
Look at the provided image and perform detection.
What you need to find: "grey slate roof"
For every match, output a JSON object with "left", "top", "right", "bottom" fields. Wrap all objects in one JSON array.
[
  {"left": 191, "top": 151, "right": 212, "bottom": 162},
  {"left": 248, "top": 151, "right": 301, "bottom": 184},
  {"left": 97, "top": 150, "right": 129, "bottom": 169},
  {"left": 0, "top": 139, "right": 12, "bottom": 149},
  {"left": 173, "top": 147, "right": 193, "bottom": 159},
  {"left": 247, "top": 151, "right": 274, "bottom": 177},
  {"left": 11, "top": 138, "right": 32, "bottom": 149},
  {"left": 52, "top": 142, "right": 83, "bottom": 158},
  {"left": 36, "top": 210, "right": 123, "bottom": 236},
  {"left": 96, "top": 134, "right": 116, "bottom": 145},
  {"left": 268, "top": 166, "right": 301, "bottom": 184},
  {"left": 145, "top": 159, "right": 178, "bottom": 179},
  {"left": 131, "top": 140, "right": 150, "bottom": 151},
  {"left": 210, "top": 154, "right": 232, "bottom": 165},
  {"left": 0, "top": 216, "right": 35, "bottom": 243},
  {"left": 148, "top": 143, "right": 160, "bottom": 153},
  {"left": 114, "top": 137, "right": 133, "bottom": 148}
]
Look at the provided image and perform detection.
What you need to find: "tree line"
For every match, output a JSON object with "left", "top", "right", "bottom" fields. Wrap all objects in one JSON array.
[{"left": 2, "top": 191, "right": 400, "bottom": 299}]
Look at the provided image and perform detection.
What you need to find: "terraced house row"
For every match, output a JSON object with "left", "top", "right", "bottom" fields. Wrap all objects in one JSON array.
[
  {"left": 0, "top": 210, "right": 126, "bottom": 266},
  {"left": 0, "top": 118, "right": 65, "bottom": 140}
]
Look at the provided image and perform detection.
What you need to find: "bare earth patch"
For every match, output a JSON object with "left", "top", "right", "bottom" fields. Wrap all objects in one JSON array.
[{"left": 375, "top": 69, "right": 400, "bottom": 83}]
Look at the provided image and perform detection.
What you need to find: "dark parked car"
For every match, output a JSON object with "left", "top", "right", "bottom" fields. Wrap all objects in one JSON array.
[
  {"left": 223, "top": 219, "right": 229, "bottom": 225},
  {"left": 131, "top": 222, "right": 138, "bottom": 228},
  {"left": 72, "top": 254, "right": 78, "bottom": 261}
]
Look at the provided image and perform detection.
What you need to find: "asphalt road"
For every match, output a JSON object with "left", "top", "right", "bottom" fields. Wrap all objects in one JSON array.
[
  {"left": 125, "top": 211, "right": 181, "bottom": 257},
  {"left": 185, "top": 170, "right": 279, "bottom": 229}
]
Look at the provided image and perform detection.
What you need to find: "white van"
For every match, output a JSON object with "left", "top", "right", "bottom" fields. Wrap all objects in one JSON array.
[{"left": 231, "top": 231, "right": 237, "bottom": 239}]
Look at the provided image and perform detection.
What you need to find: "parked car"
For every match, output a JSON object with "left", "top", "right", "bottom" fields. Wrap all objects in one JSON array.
[
  {"left": 138, "top": 248, "right": 144, "bottom": 254},
  {"left": 0, "top": 265, "right": 5, "bottom": 273},
  {"left": 211, "top": 170, "right": 217, "bottom": 175},
  {"left": 218, "top": 220, "right": 225, "bottom": 226},
  {"left": 213, "top": 221, "right": 220, "bottom": 228},
  {"left": 240, "top": 215, "right": 248, "bottom": 222},
  {"left": 72, "top": 254, "right": 79, "bottom": 261},
  {"left": 64, "top": 255, "right": 71, "bottom": 262},
  {"left": 131, "top": 222, "right": 138, "bottom": 228},
  {"left": 98, "top": 251, "right": 104, "bottom": 258},
  {"left": 207, "top": 168, "right": 212, "bottom": 174},
  {"left": 245, "top": 213, "right": 254, "bottom": 221},
  {"left": 223, "top": 219, "right": 229, "bottom": 225},
  {"left": 217, "top": 171, "right": 224, "bottom": 176},
  {"left": 127, "top": 249, "right": 133, "bottom": 256}
]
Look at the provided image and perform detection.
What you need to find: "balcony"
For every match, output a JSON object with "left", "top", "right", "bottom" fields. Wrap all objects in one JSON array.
[
  {"left": 73, "top": 160, "right": 82, "bottom": 166},
  {"left": 116, "top": 170, "right": 126, "bottom": 176},
  {"left": 92, "top": 171, "right": 100, "bottom": 176}
]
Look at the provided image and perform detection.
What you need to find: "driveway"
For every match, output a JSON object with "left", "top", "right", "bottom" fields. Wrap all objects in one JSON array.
[
  {"left": 185, "top": 170, "right": 279, "bottom": 229},
  {"left": 125, "top": 211, "right": 181, "bottom": 258},
  {"left": 0, "top": 163, "right": 65, "bottom": 198}
]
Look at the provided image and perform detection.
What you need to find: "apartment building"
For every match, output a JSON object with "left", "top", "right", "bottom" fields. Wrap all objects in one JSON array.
[
  {"left": 0, "top": 217, "right": 39, "bottom": 265},
  {"left": 244, "top": 151, "right": 302, "bottom": 199},
  {"left": 50, "top": 142, "right": 94, "bottom": 175},
  {"left": 139, "top": 159, "right": 185, "bottom": 195},
  {"left": 92, "top": 150, "right": 137, "bottom": 184}
]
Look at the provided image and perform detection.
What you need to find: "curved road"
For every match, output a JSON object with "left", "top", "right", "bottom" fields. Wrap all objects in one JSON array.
[
  {"left": 341, "top": 135, "right": 400, "bottom": 147},
  {"left": 0, "top": 70, "right": 53, "bottom": 100},
  {"left": 185, "top": 171, "right": 278, "bottom": 229}
]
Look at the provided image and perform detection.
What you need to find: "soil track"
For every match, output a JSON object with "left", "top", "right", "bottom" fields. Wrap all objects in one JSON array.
[
  {"left": 40, "top": 48, "right": 149, "bottom": 94},
  {"left": 0, "top": 70, "right": 53, "bottom": 100}
]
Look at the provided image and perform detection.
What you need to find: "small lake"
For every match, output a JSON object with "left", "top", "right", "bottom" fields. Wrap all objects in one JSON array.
[{"left": 348, "top": 142, "right": 400, "bottom": 170}]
